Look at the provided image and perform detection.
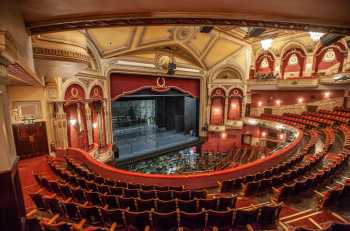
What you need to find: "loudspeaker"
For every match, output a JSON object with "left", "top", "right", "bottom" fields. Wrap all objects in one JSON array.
[
  {"left": 320, "top": 34, "right": 344, "bottom": 47},
  {"left": 247, "top": 27, "right": 266, "bottom": 37},
  {"left": 200, "top": 26, "right": 214, "bottom": 33}
]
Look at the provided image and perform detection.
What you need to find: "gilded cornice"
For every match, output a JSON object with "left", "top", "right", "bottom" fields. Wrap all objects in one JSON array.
[{"left": 33, "top": 46, "right": 90, "bottom": 64}]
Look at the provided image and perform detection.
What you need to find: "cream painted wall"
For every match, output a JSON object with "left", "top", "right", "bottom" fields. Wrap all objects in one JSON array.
[
  {"left": 0, "top": 0, "right": 35, "bottom": 71},
  {"left": 7, "top": 85, "right": 53, "bottom": 146}
]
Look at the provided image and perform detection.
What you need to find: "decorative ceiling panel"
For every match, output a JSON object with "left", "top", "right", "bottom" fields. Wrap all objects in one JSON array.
[
  {"left": 87, "top": 27, "right": 136, "bottom": 56},
  {"left": 203, "top": 37, "right": 242, "bottom": 68}
]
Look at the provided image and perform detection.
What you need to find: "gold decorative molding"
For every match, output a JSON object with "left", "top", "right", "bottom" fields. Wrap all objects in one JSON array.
[
  {"left": 28, "top": 15, "right": 350, "bottom": 35},
  {"left": 33, "top": 47, "right": 90, "bottom": 64}
]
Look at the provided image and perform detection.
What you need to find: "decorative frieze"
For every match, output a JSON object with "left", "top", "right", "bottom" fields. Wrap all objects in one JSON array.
[{"left": 33, "top": 47, "right": 89, "bottom": 64}]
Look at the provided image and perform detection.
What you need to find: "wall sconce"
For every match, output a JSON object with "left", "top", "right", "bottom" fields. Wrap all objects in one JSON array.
[
  {"left": 258, "top": 101, "right": 263, "bottom": 107},
  {"left": 221, "top": 132, "right": 227, "bottom": 139},
  {"left": 69, "top": 119, "right": 77, "bottom": 126},
  {"left": 261, "top": 131, "right": 266, "bottom": 137},
  {"left": 92, "top": 122, "right": 98, "bottom": 129},
  {"left": 298, "top": 98, "right": 304, "bottom": 103},
  {"left": 279, "top": 134, "right": 284, "bottom": 140},
  {"left": 275, "top": 100, "right": 281, "bottom": 106},
  {"left": 231, "top": 103, "right": 237, "bottom": 108},
  {"left": 324, "top": 91, "right": 330, "bottom": 98},
  {"left": 214, "top": 108, "right": 220, "bottom": 114}
]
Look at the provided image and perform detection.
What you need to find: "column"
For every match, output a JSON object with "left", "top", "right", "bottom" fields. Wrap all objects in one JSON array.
[
  {"left": 224, "top": 96, "right": 228, "bottom": 125},
  {"left": 0, "top": 83, "right": 25, "bottom": 231},
  {"left": 56, "top": 102, "right": 68, "bottom": 148},
  {"left": 85, "top": 101, "right": 93, "bottom": 146},
  {"left": 104, "top": 99, "right": 112, "bottom": 145},
  {"left": 304, "top": 54, "right": 314, "bottom": 77}
]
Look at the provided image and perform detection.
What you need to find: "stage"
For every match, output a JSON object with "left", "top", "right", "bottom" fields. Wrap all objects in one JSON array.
[{"left": 114, "top": 125, "right": 200, "bottom": 163}]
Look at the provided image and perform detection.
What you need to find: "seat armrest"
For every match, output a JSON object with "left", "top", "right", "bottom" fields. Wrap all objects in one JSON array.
[
  {"left": 246, "top": 224, "right": 255, "bottom": 231},
  {"left": 48, "top": 214, "right": 60, "bottom": 224},
  {"left": 110, "top": 222, "right": 117, "bottom": 231},
  {"left": 72, "top": 219, "right": 86, "bottom": 230},
  {"left": 25, "top": 209, "right": 38, "bottom": 217}
]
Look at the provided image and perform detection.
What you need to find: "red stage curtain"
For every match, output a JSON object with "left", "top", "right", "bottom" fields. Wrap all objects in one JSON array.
[
  {"left": 210, "top": 97, "right": 225, "bottom": 125},
  {"left": 65, "top": 103, "right": 88, "bottom": 150},
  {"left": 110, "top": 73, "right": 200, "bottom": 100}
]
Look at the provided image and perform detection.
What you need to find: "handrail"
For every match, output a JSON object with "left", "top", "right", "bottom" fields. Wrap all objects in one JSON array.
[{"left": 64, "top": 118, "right": 304, "bottom": 189}]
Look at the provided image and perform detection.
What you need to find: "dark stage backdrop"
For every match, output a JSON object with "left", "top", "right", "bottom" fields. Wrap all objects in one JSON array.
[{"left": 110, "top": 73, "right": 200, "bottom": 100}]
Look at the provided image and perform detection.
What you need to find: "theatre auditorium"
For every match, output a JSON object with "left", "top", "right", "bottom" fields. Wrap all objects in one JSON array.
[{"left": 1, "top": 0, "right": 350, "bottom": 230}]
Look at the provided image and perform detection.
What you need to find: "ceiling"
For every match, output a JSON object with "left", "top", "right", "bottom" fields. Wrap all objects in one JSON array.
[
  {"left": 20, "top": 0, "right": 350, "bottom": 34},
  {"left": 85, "top": 26, "right": 247, "bottom": 70}
]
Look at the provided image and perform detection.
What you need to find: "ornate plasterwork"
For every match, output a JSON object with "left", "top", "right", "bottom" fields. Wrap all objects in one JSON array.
[
  {"left": 28, "top": 17, "right": 350, "bottom": 35},
  {"left": 33, "top": 47, "right": 90, "bottom": 64}
]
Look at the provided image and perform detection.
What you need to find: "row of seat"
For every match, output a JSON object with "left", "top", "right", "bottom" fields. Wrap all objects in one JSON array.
[
  {"left": 316, "top": 180, "right": 350, "bottom": 209},
  {"left": 304, "top": 111, "right": 350, "bottom": 124},
  {"left": 262, "top": 113, "right": 322, "bottom": 129},
  {"left": 272, "top": 152, "right": 349, "bottom": 202},
  {"left": 284, "top": 113, "right": 335, "bottom": 127},
  {"left": 31, "top": 187, "right": 237, "bottom": 214},
  {"left": 338, "top": 124, "right": 350, "bottom": 149},
  {"left": 242, "top": 151, "right": 329, "bottom": 197},
  {"left": 45, "top": 160, "right": 208, "bottom": 201},
  {"left": 28, "top": 190, "right": 283, "bottom": 231},
  {"left": 64, "top": 157, "right": 188, "bottom": 192},
  {"left": 249, "top": 127, "right": 337, "bottom": 197},
  {"left": 218, "top": 129, "right": 323, "bottom": 194},
  {"left": 322, "top": 108, "right": 350, "bottom": 118},
  {"left": 260, "top": 113, "right": 309, "bottom": 129}
]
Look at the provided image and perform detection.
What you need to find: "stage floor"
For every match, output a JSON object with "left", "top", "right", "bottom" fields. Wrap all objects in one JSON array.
[{"left": 114, "top": 125, "right": 199, "bottom": 162}]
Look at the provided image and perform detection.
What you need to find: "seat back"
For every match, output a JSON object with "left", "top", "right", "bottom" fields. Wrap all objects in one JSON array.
[
  {"left": 86, "top": 191, "right": 102, "bottom": 206},
  {"left": 151, "top": 211, "right": 178, "bottom": 231},
  {"left": 179, "top": 211, "right": 206, "bottom": 230},
  {"left": 139, "top": 190, "right": 156, "bottom": 200},
  {"left": 177, "top": 199, "right": 197, "bottom": 213},
  {"left": 125, "top": 210, "right": 151, "bottom": 231},
  {"left": 79, "top": 205, "right": 103, "bottom": 225},
  {"left": 43, "top": 196, "right": 63, "bottom": 215},
  {"left": 258, "top": 203, "right": 282, "bottom": 226},
  {"left": 136, "top": 198, "right": 155, "bottom": 211},
  {"left": 101, "top": 194, "right": 119, "bottom": 208},
  {"left": 234, "top": 207, "right": 259, "bottom": 228},
  {"left": 207, "top": 209, "right": 234, "bottom": 229},
  {"left": 157, "top": 190, "right": 173, "bottom": 201},
  {"left": 174, "top": 190, "right": 190, "bottom": 200},
  {"left": 25, "top": 216, "right": 42, "bottom": 231},
  {"left": 29, "top": 193, "right": 46, "bottom": 210},
  {"left": 100, "top": 207, "right": 125, "bottom": 228},
  {"left": 156, "top": 199, "right": 177, "bottom": 213},
  {"left": 217, "top": 196, "right": 237, "bottom": 210},
  {"left": 62, "top": 201, "right": 81, "bottom": 221},
  {"left": 191, "top": 190, "right": 207, "bottom": 199},
  {"left": 198, "top": 198, "right": 218, "bottom": 210},
  {"left": 124, "top": 188, "right": 139, "bottom": 198},
  {"left": 118, "top": 197, "right": 136, "bottom": 210}
]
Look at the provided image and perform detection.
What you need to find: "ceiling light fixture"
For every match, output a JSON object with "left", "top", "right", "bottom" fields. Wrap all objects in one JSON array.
[
  {"left": 309, "top": 32, "right": 324, "bottom": 41},
  {"left": 261, "top": 39, "right": 273, "bottom": 50}
]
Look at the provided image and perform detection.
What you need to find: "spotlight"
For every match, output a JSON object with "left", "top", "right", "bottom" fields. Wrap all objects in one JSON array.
[
  {"left": 298, "top": 98, "right": 304, "bottom": 103},
  {"left": 260, "top": 39, "right": 273, "bottom": 50}
]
